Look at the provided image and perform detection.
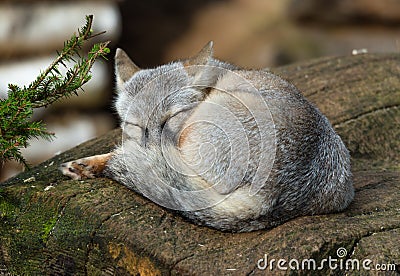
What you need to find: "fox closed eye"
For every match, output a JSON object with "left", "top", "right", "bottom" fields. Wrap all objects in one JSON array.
[
  {"left": 165, "top": 109, "right": 192, "bottom": 133},
  {"left": 123, "top": 122, "right": 144, "bottom": 143}
]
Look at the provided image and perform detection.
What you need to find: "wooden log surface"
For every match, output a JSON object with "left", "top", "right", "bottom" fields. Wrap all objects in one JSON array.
[{"left": 1, "top": 53, "right": 399, "bottom": 275}]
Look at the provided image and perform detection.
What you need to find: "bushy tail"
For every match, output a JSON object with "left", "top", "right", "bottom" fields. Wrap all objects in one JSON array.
[{"left": 105, "top": 140, "right": 228, "bottom": 212}]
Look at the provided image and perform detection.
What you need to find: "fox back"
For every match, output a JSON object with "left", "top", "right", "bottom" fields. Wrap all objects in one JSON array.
[{"left": 106, "top": 42, "right": 354, "bottom": 232}]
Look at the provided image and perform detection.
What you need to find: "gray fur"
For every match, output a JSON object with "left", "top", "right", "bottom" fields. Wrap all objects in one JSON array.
[{"left": 105, "top": 43, "right": 354, "bottom": 232}]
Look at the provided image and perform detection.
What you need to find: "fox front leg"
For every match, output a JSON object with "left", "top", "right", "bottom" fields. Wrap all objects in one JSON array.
[{"left": 59, "top": 152, "right": 113, "bottom": 180}]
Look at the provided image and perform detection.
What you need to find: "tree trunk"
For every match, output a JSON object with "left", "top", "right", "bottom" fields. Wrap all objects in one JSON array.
[{"left": 1, "top": 53, "right": 399, "bottom": 275}]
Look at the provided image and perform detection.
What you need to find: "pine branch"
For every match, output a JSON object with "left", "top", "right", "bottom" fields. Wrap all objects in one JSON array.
[
  {"left": 31, "top": 41, "right": 110, "bottom": 108},
  {"left": 0, "top": 15, "right": 110, "bottom": 168}
]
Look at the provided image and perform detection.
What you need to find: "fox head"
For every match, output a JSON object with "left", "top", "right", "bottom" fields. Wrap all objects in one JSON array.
[{"left": 114, "top": 41, "right": 233, "bottom": 147}]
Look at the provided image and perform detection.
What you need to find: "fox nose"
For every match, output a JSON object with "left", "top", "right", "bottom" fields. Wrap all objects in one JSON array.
[{"left": 142, "top": 127, "right": 149, "bottom": 147}]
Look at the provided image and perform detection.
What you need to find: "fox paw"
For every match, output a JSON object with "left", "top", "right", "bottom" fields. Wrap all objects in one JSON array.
[
  {"left": 59, "top": 159, "right": 96, "bottom": 180},
  {"left": 59, "top": 153, "right": 112, "bottom": 180}
]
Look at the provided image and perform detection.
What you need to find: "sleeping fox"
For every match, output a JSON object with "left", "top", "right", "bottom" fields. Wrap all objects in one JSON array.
[{"left": 60, "top": 42, "right": 354, "bottom": 232}]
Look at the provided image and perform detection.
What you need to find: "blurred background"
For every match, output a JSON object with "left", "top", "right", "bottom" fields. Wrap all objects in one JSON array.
[{"left": 1, "top": 0, "right": 400, "bottom": 181}]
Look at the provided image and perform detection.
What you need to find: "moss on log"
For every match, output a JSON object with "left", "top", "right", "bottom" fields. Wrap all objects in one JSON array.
[{"left": 1, "top": 53, "right": 399, "bottom": 275}]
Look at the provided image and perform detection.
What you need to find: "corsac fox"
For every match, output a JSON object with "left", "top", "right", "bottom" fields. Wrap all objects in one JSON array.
[{"left": 60, "top": 42, "right": 354, "bottom": 232}]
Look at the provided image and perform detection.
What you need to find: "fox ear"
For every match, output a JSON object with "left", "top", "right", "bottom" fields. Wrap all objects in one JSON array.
[
  {"left": 115, "top": 48, "right": 141, "bottom": 88},
  {"left": 184, "top": 41, "right": 222, "bottom": 89},
  {"left": 184, "top": 41, "right": 214, "bottom": 66}
]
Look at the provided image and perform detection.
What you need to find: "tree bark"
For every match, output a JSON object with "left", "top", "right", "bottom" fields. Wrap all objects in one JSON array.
[{"left": 1, "top": 53, "right": 399, "bottom": 275}]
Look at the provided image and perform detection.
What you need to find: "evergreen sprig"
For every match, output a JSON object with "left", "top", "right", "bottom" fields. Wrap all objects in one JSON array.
[{"left": 0, "top": 15, "right": 110, "bottom": 167}]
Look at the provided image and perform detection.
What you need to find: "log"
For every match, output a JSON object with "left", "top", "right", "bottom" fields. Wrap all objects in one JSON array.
[{"left": 1, "top": 53, "right": 399, "bottom": 275}]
